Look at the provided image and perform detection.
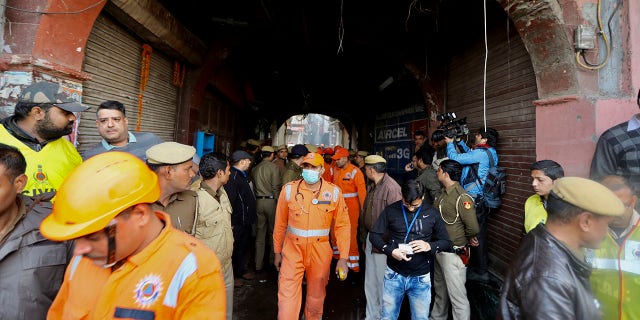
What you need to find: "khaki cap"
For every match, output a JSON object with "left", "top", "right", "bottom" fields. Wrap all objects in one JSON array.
[
  {"left": 146, "top": 142, "right": 196, "bottom": 165},
  {"left": 364, "top": 155, "right": 386, "bottom": 164},
  {"left": 357, "top": 151, "right": 369, "bottom": 157},
  {"left": 261, "top": 146, "right": 275, "bottom": 152},
  {"left": 551, "top": 177, "right": 625, "bottom": 216},
  {"left": 305, "top": 144, "right": 316, "bottom": 153},
  {"left": 247, "top": 139, "right": 263, "bottom": 147},
  {"left": 276, "top": 145, "right": 287, "bottom": 151}
]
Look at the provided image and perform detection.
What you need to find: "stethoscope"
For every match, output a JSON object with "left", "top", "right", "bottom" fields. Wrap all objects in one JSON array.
[{"left": 294, "top": 179, "right": 327, "bottom": 213}]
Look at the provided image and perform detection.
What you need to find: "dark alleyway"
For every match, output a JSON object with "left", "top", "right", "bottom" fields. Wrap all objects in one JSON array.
[{"left": 232, "top": 265, "right": 501, "bottom": 319}]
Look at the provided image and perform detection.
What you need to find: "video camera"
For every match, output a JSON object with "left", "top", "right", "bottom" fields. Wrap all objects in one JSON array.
[{"left": 436, "top": 112, "right": 470, "bottom": 138}]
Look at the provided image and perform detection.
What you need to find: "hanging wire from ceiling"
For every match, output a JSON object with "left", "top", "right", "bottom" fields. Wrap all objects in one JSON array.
[
  {"left": 506, "top": 0, "right": 512, "bottom": 95},
  {"left": 337, "top": 0, "right": 345, "bottom": 54},
  {"left": 575, "top": 0, "right": 619, "bottom": 70},
  {"left": 482, "top": 0, "right": 488, "bottom": 131}
]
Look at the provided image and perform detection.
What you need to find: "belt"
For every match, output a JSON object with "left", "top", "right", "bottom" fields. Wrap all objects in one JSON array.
[
  {"left": 256, "top": 195, "right": 275, "bottom": 199},
  {"left": 343, "top": 192, "right": 358, "bottom": 198}
]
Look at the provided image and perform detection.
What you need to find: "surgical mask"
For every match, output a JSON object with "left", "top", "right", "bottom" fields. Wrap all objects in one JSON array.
[{"left": 301, "top": 169, "right": 320, "bottom": 184}]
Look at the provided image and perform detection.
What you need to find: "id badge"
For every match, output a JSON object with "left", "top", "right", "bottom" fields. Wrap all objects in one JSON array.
[{"left": 398, "top": 243, "right": 414, "bottom": 256}]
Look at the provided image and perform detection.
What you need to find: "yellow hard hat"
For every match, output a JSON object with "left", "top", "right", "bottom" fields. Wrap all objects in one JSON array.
[{"left": 40, "top": 152, "right": 160, "bottom": 241}]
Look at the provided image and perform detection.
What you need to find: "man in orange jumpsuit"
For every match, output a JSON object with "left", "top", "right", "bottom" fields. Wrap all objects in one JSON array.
[
  {"left": 330, "top": 147, "right": 367, "bottom": 271},
  {"left": 322, "top": 147, "right": 335, "bottom": 182},
  {"left": 274, "top": 152, "right": 351, "bottom": 320},
  {"left": 40, "top": 152, "right": 226, "bottom": 319}
]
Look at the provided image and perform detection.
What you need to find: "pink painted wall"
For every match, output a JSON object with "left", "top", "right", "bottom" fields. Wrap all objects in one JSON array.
[{"left": 536, "top": 97, "right": 596, "bottom": 177}]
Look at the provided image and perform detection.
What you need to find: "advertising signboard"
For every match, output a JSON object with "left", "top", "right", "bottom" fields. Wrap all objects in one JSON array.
[{"left": 373, "top": 105, "right": 427, "bottom": 185}]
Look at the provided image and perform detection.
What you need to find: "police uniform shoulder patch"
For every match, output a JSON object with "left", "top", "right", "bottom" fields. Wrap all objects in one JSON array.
[
  {"left": 134, "top": 274, "right": 163, "bottom": 307},
  {"left": 463, "top": 201, "right": 472, "bottom": 210}
]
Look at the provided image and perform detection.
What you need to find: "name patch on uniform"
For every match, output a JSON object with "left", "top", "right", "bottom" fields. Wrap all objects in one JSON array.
[
  {"left": 463, "top": 201, "right": 472, "bottom": 210},
  {"left": 135, "top": 274, "right": 163, "bottom": 307}
]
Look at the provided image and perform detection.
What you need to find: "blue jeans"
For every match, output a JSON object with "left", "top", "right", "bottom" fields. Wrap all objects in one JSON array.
[{"left": 381, "top": 266, "right": 431, "bottom": 320}]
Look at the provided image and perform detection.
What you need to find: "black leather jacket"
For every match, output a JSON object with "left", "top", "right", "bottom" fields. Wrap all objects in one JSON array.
[{"left": 498, "top": 225, "right": 601, "bottom": 320}]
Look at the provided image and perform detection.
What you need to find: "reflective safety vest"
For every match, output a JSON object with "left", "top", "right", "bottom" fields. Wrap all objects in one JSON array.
[
  {"left": 588, "top": 216, "right": 640, "bottom": 320},
  {"left": 0, "top": 125, "right": 82, "bottom": 197}
]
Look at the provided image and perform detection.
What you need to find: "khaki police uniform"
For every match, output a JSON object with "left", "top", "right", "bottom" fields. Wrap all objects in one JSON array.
[
  {"left": 146, "top": 142, "right": 199, "bottom": 235},
  {"left": 431, "top": 182, "right": 479, "bottom": 320},
  {"left": 252, "top": 152, "right": 282, "bottom": 270}
]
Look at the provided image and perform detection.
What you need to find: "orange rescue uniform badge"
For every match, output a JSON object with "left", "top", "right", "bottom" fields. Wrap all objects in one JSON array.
[{"left": 463, "top": 201, "right": 472, "bottom": 210}]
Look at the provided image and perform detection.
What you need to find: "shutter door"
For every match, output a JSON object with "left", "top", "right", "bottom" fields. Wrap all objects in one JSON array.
[
  {"left": 446, "top": 24, "right": 538, "bottom": 273},
  {"left": 78, "top": 13, "right": 178, "bottom": 154}
]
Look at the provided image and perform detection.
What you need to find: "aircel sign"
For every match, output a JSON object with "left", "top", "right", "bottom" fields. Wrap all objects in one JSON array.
[{"left": 373, "top": 105, "right": 427, "bottom": 184}]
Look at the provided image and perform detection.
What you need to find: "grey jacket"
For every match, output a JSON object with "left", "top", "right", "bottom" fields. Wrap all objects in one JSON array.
[
  {"left": 0, "top": 194, "right": 72, "bottom": 320},
  {"left": 498, "top": 225, "right": 600, "bottom": 320}
]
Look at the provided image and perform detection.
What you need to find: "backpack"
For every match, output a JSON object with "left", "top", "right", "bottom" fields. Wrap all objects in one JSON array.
[{"left": 477, "top": 148, "right": 506, "bottom": 208}]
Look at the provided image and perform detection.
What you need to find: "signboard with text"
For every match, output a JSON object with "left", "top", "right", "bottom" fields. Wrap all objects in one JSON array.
[{"left": 373, "top": 105, "right": 427, "bottom": 185}]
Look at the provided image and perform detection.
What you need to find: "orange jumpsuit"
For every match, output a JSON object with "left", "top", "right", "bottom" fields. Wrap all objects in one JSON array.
[
  {"left": 47, "top": 211, "right": 226, "bottom": 319},
  {"left": 322, "top": 161, "right": 335, "bottom": 182},
  {"left": 273, "top": 179, "right": 350, "bottom": 320},
  {"left": 331, "top": 163, "right": 366, "bottom": 271}
]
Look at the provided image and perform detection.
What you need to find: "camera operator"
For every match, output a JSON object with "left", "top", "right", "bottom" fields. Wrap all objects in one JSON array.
[
  {"left": 444, "top": 127, "right": 499, "bottom": 281},
  {"left": 430, "top": 129, "right": 449, "bottom": 169}
]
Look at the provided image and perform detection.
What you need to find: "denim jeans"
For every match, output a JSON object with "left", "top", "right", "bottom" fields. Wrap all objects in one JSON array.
[{"left": 381, "top": 266, "right": 431, "bottom": 320}]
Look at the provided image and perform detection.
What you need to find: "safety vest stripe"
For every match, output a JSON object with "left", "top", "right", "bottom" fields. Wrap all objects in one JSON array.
[
  {"left": 287, "top": 226, "right": 330, "bottom": 237},
  {"left": 347, "top": 262, "right": 359, "bottom": 268},
  {"left": 351, "top": 169, "right": 358, "bottom": 177},
  {"left": 285, "top": 184, "right": 292, "bottom": 201},
  {"left": 592, "top": 258, "right": 640, "bottom": 275},
  {"left": 69, "top": 255, "right": 82, "bottom": 280},
  {"left": 343, "top": 193, "right": 358, "bottom": 198},
  {"left": 349, "top": 255, "right": 360, "bottom": 261},
  {"left": 163, "top": 252, "right": 197, "bottom": 308},
  {"left": 333, "top": 187, "right": 340, "bottom": 202}
]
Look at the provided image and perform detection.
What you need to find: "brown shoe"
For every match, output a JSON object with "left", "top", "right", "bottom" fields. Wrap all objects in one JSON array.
[
  {"left": 234, "top": 278, "right": 243, "bottom": 287},
  {"left": 242, "top": 271, "right": 255, "bottom": 280}
]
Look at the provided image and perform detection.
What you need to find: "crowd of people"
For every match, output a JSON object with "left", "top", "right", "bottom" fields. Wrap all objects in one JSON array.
[{"left": 0, "top": 81, "right": 638, "bottom": 320}]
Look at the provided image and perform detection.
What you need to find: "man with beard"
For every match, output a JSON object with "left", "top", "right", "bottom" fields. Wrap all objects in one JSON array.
[
  {"left": 0, "top": 82, "right": 89, "bottom": 196},
  {"left": 82, "top": 100, "right": 162, "bottom": 161}
]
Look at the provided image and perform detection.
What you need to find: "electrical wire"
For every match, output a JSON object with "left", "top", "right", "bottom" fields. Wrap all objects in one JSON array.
[
  {"left": 1, "top": 0, "right": 106, "bottom": 15},
  {"left": 336, "top": 0, "right": 344, "bottom": 54},
  {"left": 482, "top": 0, "right": 488, "bottom": 131},
  {"left": 575, "top": 0, "right": 616, "bottom": 70}
]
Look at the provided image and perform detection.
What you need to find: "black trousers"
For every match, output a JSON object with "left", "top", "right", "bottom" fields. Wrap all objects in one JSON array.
[
  {"left": 470, "top": 200, "right": 491, "bottom": 274},
  {"left": 232, "top": 224, "right": 252, "bottom": 277}
]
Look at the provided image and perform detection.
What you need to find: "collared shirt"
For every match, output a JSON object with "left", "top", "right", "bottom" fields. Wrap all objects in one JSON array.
[
  {"left": 100, "top": 131, "right": 137, "bottom": 150},
  {"left": 151, "top": 191, "right": 198, "bottom": 235},
  {"left": 435, "top": 182, "right": 479, "bottom": 247},
  {"left": 610, "top": 209, "right": 640, "bottom": 243},
  {"left": 627, "top": 114, "right": 640, "bottom": 131}
]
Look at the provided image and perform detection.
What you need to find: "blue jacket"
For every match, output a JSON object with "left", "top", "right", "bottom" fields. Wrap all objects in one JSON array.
[{"left": 446, "top": 141, "right": 498, "bottom": 196}]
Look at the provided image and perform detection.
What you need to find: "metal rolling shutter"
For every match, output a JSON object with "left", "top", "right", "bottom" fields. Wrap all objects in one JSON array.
[
  {"left": 78, "top": 13, "right": 177, "bottom": 154},
  {"left": 446, "top": 24, "right": 538, "bottom": 274}
]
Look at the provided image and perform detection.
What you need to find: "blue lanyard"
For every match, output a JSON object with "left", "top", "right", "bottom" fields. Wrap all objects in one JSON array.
[{"left": 401, "top": 204, "right": 422, "bottom": 243}]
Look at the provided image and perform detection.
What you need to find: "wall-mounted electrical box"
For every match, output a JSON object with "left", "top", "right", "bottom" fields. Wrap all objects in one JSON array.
[{"left": 574, "top": 25, "right": 596, "bottom": 50}]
